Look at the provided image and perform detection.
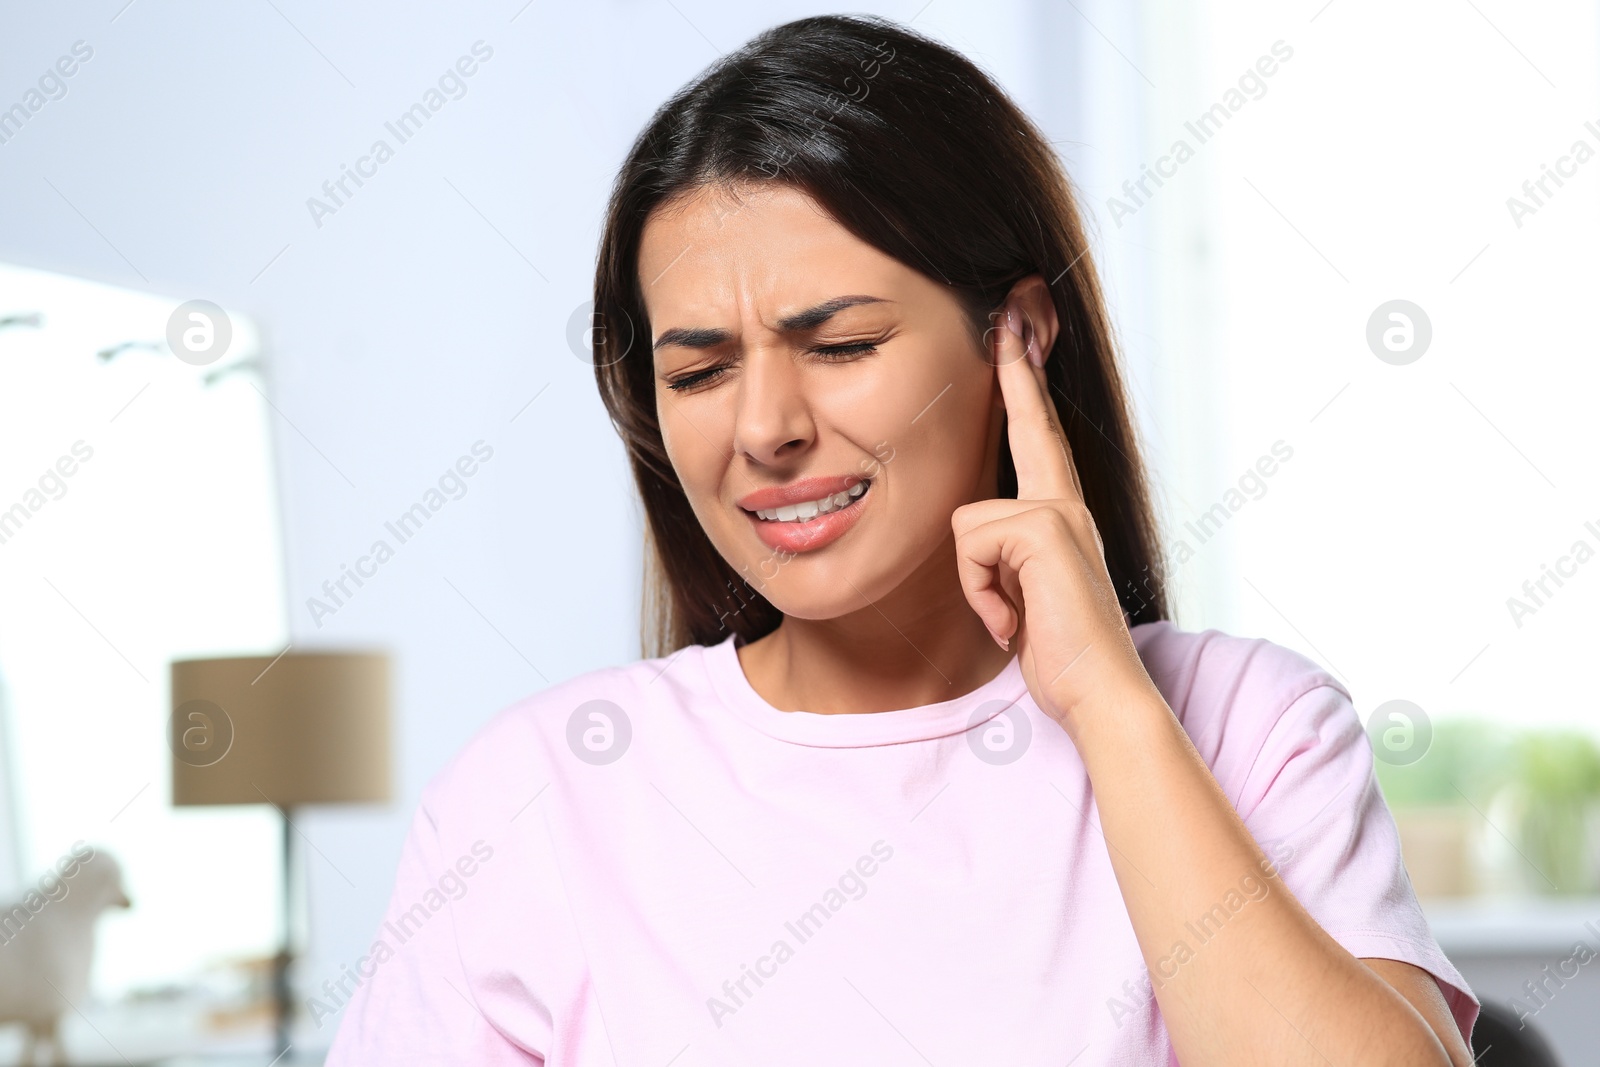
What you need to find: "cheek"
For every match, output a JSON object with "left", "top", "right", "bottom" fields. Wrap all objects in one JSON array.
[
  {"left": 659, "top": 398, "right": 721, "bottom": 482},
  {"left": 838, "top": 344, "right": 977, "bottom": 426},
  {"left": 834, "top": 350, "right": 992, "bottom": 484},
  {"left": 894, "top": 398, "right": 993, "bottom": 506},
  {"left": 658, "top": 397, "right": 740, "bottom": 529}
]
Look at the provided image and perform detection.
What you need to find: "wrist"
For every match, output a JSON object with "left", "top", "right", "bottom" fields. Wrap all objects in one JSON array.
[{"left": 1050, "top": 681, "right": 1174, "bottom": 754}]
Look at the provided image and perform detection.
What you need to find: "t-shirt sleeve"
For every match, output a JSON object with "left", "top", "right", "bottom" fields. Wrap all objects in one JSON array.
[
  {"left": 1232, "top": 682, "right": 1480, "bottom": 1046},
  {"left": 323, "top": 796, "right": 543, "bottom": 1066}
]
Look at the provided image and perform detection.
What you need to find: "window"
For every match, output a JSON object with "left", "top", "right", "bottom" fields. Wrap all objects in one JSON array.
[{"left": 1075, "top": 0, "right": 1600, "bottom": 733}]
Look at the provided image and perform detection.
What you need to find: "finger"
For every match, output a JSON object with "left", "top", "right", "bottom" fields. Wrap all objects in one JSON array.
[
  {"left": 951, "top": 496, "right": 1032, "bottom": 538},
  {"left": 954, "top": 544, "right": 1019, "bottom": 646},
  {"left": 1011, "top": 311, "right": 1087, "bottom": 503},
  {"left": 953, "top": 559, "right": 1017, "bottom": 652},
  {"left": 1031, "top": 356, "right": 1087, "bottom": 500},
  {"left": 991, "top": 303, "right": 1078, "bottom": 501},
  {"left": 955, "top": 498, "right": 1104, "bottom": 577},
  {"left": 954, "top": 508, "right": 1062, "bottom": 643},
  {"left": 951, "top": 502, "right": 1022, "bottom": 643},
  {"left": 1031, "top": 355, "right": 1085, "bottom": 501}
]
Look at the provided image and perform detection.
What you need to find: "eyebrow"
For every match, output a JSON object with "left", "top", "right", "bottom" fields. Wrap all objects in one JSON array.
[{"left": 651, "top": 294, "right": 892, "bottom": 353}]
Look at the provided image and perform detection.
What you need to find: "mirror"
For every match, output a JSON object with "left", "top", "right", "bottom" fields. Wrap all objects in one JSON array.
[{"left": 0, "top": 261, "right": 289, "bottom": 1059}]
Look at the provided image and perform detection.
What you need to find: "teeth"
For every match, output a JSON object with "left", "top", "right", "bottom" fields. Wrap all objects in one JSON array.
[{"left": 754, "top": 480, "right": 869, "bottom": 522}]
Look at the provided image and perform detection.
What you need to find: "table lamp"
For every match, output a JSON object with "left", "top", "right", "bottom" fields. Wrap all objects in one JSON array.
[{"left": 170, "top": 650, "right": 391, "bottom": 1059}]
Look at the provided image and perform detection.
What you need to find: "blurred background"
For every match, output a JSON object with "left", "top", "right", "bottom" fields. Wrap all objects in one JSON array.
[{"left": 0, "top": 0, "right": 1596, "bottom": 1062}]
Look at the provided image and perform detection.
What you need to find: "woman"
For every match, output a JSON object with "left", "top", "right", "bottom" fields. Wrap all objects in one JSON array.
[{"left": 327, "top": 13, "right": 1477, "bottom": 1065}]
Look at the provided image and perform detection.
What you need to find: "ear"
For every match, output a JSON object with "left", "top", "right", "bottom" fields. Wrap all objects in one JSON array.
[{"left": 1004, "top": 274, "right": 1060, "bottom": 369}]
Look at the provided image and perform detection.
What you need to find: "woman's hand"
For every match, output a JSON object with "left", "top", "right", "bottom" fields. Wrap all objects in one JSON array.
[
  {"left": 951, "top": 300, "right": 1163, "bottom": 733},
  {"left": 955, "top": 299, "right": 1468, "bottom": 1067}
]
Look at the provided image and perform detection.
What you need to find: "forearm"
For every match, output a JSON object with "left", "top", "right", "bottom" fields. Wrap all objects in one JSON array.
[{"left": 1060, "top": 690, "right": 1452, "bottom": 1067}]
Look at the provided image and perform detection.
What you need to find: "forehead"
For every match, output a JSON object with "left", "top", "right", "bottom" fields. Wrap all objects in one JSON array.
[{"left": 636, "top": 182, "right": 910, "bottom": 328}]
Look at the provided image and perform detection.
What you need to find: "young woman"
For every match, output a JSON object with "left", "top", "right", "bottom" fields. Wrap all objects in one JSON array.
[{"left": 327, "top": 14, "right": 1477, "bottom": 1066}]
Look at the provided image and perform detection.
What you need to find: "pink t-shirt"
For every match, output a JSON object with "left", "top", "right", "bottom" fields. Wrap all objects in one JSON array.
[{"left": 322, "top": 621, "right": 1477, "bottom": 1064}]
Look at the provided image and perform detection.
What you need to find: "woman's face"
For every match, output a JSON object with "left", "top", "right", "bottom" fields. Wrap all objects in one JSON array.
[{"left": 638, "top": 181, "right": 1005, "bottom": 621}]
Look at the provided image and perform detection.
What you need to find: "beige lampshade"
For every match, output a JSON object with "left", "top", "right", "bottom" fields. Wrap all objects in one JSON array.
[{"left": 170, "top": 651, "right": 391, "bottom": 808}]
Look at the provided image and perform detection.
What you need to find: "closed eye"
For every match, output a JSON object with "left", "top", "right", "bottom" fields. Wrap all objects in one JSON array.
[
  {"left": 811, "top": 341, "right": 878, "bottom": 359},
  {"left": 665, "top": 364, "right": 728, "bottom": 392},
  {"left": 664, "top": 341, "right": 880, "bottom": 393}
]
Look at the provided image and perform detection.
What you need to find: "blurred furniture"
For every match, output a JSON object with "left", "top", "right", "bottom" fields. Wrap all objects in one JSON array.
[
  {"left": 1394, "top": 807, "right": 1477, "bottom": 897},
  {"left": 1471, "top": 1000, "right": 1562, "bottom": 1066},
  {"left": 170, "top": 653, "right": 390, "bottom": 1060}
]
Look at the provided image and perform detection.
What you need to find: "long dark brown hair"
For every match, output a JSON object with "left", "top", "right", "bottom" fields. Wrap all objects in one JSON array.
[{"left": 592, "top": 13, "right": 1169, "bottom": 658}]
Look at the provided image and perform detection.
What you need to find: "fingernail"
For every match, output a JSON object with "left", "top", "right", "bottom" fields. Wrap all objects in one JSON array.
[
  {"left": 989, "top": 628, "right": 1010, "bottom": 652},
  {"left": 1027, "top": 337, "right": 1044, "bottom": 369},
  {"left": 1004, "top": 306, "right": 1022, "bottom": 338}
]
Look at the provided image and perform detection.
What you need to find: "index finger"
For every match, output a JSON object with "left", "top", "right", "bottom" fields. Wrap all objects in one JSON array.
[{"left": 992, "top": 303, "right": 1082, "bottom": 501}]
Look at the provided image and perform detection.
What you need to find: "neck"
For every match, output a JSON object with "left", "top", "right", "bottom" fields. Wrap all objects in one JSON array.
[{"left": 736, "top": 537, "right": 1013, "bottom": 714}]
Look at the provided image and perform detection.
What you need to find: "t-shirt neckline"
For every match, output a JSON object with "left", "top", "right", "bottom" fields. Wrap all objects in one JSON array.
[{"left": 701, "top": 633, "right": 1030, "bottom": 748}]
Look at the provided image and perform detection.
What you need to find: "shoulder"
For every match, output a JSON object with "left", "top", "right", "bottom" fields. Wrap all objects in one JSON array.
[
  {"left": 1132, "top": 619, "right": 1349, "bottom": 733},
  {"left": 414, "top": 647, "right": 700, "bottom": 826},
  {"left": 1130, "top": 620, "right": 1360, "bottom": 793}
]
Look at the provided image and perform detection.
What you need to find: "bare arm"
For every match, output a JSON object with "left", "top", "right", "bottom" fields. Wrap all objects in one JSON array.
[
  {"left": 957, "top": 288, "right": 1459, "bottom": 1065},
  {"left": 1363, "top": 958, "right": 1476, "bottom": 1067},
  {"left": 1062, "top": 692, "right": 1455, "bottom": 1066}
]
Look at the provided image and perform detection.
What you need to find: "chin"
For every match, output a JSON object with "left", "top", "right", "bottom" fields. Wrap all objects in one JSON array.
[
  {"left": 725, "top": 521, "right": 944, "bottom": 622},
  {"left": 765, "top": 572, "right": 892, "bottom": 620}
]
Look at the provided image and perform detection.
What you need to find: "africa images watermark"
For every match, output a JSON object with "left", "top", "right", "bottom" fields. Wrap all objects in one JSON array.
[
  {"left": 0, "top": 841, "right": 99, "bottom": 946},
  {"left": 306, "top": 440, "right": 495, "bottom": 628},
  {"left": 0, "top": 439, "right": 94, "bottom": 548},
  {"left": 1107, "top": 40, "right": 1295, "bottom": 228},
  {"left": 306, "top": 40, "right": 495, "bottom": 229},
  {"left": 1507, "top": 917, "right": 1600, "bottom": 1031},
  {"left": 651, "top": 37, "right": 897, "bottom": 248},
  {"left": 1366, "top": 699, "right": 1433, "bottom": 766},
  {"left": 1165, "top": 440, "right": 1294, "bottom": 569},
  {"left": 1505, "top": 116, "right": 1600, "bottom": 230},
  {"left": 707, "top": 840, "right": 896, "bottom": 1028},
  {"left": 0, "top": 40, "right": 94, "bottom": 147},
  {"left": 1504, "top": 516, "right": 1600, "bottom": 630},
  {"left": 306, "top": 839, "right": 495, "bottom": 1028},
  {"left": 752, "top": 38, "right": 897, "bottom": 180},
  {"left": 1106, "top": 840, "right": 1296, "bottom": 1027}
]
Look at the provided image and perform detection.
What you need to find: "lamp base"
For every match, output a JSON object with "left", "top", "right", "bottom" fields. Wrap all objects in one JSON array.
[{"left": 272, "top": 805, "right": 296, "bottom": 1060}]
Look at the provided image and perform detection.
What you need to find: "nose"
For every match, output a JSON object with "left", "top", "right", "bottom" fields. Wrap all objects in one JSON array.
[{"left": 731, "top": 345, "right": 814, "bottom": 467}]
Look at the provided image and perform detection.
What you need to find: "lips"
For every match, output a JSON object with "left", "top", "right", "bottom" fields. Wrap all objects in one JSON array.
[
  {"left": 736, "top": 475, "right": 868, "bottom": 512},
  {"left": 738, "top": 475, "right": 873, "bottom": 554}
]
